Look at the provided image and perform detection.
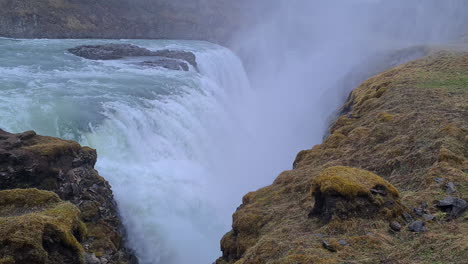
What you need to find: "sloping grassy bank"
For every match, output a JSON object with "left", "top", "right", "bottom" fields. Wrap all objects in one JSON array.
[{"left": 217, "top": 48, "right": 468, "bottom": 264}]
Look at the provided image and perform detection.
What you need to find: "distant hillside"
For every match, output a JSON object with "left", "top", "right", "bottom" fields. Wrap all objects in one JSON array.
[{"left": 0, "top": 0, "right": 247, "bottom": 43}]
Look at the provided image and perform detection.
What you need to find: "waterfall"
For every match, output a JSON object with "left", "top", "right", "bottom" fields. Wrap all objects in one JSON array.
[
  {"left": 0, "top": 1, "right": 467, "bottom": 263},
  {"left": 0, "top": 38, "right": 255, "bottom": 263}
]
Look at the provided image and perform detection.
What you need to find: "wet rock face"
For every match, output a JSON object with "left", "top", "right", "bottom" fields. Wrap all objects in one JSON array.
[
  {"left": 152, "top": 49, "right": 198, "bottom": 70},
  {"left": 68, "top": 44, "right": 197, "bottom": 71},
  {"left": 136, "top": 59, "right": 189, "bottom": 71},
  {"left": 68, "top": 44, "right": 155, "bottom": 60},
  {"left": 309, "top": 166, "right": 404, "bottom": 223},
  {"left": 0, "top": 129, "right": 137, "bottom": 264}
]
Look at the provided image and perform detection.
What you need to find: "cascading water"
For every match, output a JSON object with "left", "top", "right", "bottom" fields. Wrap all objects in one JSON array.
[
  {"left": 0, "top": 38, "right": 255, "bottom": 263},
  {"left": 1, "top": 1, "right": 467, "bottom": 264}
]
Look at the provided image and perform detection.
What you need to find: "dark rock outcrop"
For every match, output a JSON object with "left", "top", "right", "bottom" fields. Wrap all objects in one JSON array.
[
  {"left": 152, "top": 49, "right": 197, "bottom": 70},
  {"left": 0, "top": 129, "right": 137, "bottom": 264},
  {"left": 408, "top": 221, "right": 427, "bottom": 232},
  {"left": 68, "top": 44, "right": 197, "bottom": 71},
  {"left": 68, "top": 44, "right": 155, "bottom": 60},
  {"left": 437, "top": 197, "right": 468, "bottom": 219}
]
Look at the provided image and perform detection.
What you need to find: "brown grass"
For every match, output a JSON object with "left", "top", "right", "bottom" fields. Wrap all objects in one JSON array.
[{"left": 217, "top": 49, "right": 468, "bottom": 264}]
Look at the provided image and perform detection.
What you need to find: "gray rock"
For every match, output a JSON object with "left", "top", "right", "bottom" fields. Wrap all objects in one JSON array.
[
  {"left": 338, "top": 239, "right": 349, "bottom": 246},
  {"left": 423, "top": 214, "right": 435, "bottom": 221},
  {"left": 434, "top": 177, "right": 445, "bottom": 184},
  {"left": 413, "top": 207, "right": 425, "bottom": 216},
  {"left": 313, "top": 233, "right": 325, "bottom": 238},
  {"left": 445, "top": 182, "right": 456, "bottom": 194},
  {"left": 389, "top": 221, "right": 402, "bottom": 232},
  {"left": 408, "top": 221, "right": 426, "bottom": 232},
  {"left": 153, "top": 49, "right": 198, "bottom": 69},
  {"left": 68, "top": 44, "right": 155, "bottom": 60},
  {"left": 437, "top": 197, "right": 468, "bottom": 219},
  {"left": 85, "top": 253, "right": 101, "bottom": 264},
  {"left": 68, "top": 44, "right": 198, "bottom": 71},
  {"left": 402, "top": 212, "right": 413, "bottom": 223}
]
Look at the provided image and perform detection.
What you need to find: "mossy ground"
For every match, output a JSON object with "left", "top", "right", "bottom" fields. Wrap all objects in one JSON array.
[
  {"left": 23, "top": 135, "right": 81, "bottom": 158},
  {"left": 312, "top": 166, "right": 399, "bottom": 198},
  {"left": 218, "top": 49, "right": 468, "bottom": 264},
  {"left": 0, "top": 189, "right": 86, "bottom": 264}
]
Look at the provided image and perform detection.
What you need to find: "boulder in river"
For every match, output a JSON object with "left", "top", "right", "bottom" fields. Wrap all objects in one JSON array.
[
  {"left": 68, "top": 44, "right": 155, "bottom": 60},
  {"left": 68, "top": 44, "right": 198, "bottom": 71}
]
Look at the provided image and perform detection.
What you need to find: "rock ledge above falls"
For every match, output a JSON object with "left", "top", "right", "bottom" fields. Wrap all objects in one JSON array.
[{"left": 0, "top": 129, "right": 137, "bottom": 264}]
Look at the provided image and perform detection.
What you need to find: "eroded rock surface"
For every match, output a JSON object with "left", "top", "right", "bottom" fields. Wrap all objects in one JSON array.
[{"left": 0, "top": 129, "right": 137, "bottom": 264}]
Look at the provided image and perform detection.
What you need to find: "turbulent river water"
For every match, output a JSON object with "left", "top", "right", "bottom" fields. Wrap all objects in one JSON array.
[{"left": 0, "top": 38, "right": 258, "bottom": 263}]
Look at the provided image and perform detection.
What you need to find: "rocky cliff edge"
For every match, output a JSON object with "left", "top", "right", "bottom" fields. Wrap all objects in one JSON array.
[
  {"left": 217, "top": 48, "right": 468, "bottom": 264},
  {"left": 0, "top": 129, "right": 137, "bottom": 264}
]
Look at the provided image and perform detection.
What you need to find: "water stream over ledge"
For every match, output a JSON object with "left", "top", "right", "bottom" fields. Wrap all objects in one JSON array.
[{"left": 0, "top": 38, "right": 254, "bottom": 263}]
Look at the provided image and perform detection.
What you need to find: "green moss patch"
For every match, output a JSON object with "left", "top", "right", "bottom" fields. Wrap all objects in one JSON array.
[
  {"left": 311, "top": 166, "right": 399, "bottom": 198},
  {"left": 23, "top": 136, "right": 81, "bottom": 158},
  {"left": 0, "top": 189, "right": 85, "bottom": 264}
]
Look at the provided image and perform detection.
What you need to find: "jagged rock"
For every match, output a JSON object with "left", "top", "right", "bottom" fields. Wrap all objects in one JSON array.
[
  {"left": 437, "top": 197, "right": 468, "bottom": 219},
  {"left": 0, "top": 129, "right": 137, "bottom": 264},
  {"left": 408, "top": 221, "right": 426, "bottom": 232},
  {"left": 389, "top": 221, "right": 402, "bottom": 232},
  {"left": 68, "top": 44, "right": 197, "bottom": 71},
  {"left": 309, "top": 166, "right": 404, "bottom": 223},
  {"left": 0, "top": 189, "right": 86, "bottom": 264}
]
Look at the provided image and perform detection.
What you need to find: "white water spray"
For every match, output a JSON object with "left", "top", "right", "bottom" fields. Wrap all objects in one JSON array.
[{"left": 0, "top": 1, "right": 467, "bottom": 264}]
